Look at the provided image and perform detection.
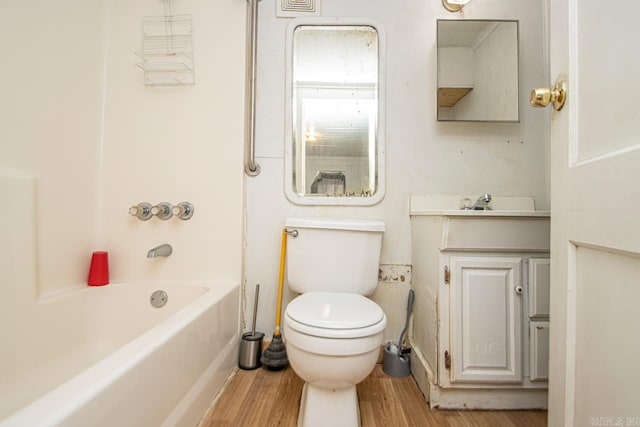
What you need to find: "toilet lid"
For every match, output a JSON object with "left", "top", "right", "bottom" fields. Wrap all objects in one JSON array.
[{"left": 286, "top": 292, "right": 385, "bottom": 330}]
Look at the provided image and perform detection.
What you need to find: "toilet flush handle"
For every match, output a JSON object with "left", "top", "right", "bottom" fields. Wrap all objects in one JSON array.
[{"left": 285, "top": 229, "right": 298, "bottom": 238}]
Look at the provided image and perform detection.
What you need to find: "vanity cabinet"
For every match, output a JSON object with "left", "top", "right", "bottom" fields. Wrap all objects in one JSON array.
[{"left": 410, "top": 209, "right": 551, "bottom": 409}]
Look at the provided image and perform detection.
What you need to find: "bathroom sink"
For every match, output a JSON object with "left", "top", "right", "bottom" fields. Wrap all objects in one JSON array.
[
  {"left": 410, "top": 195, "right": 550, "bottom": 251},
  {"left": 416, "top": 209, "right": 550, "bottom": 218},
  {"left": 409, "top": 196, "right": 550, "bottom": 218}
]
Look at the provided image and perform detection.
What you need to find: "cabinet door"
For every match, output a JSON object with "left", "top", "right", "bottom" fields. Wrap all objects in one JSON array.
[
  {"left": 528, "top": 258, "right": 550, "bottom": 318},
  {"left": 450, "top": 256, "right": 523, "bottom": 383},
  {"left": 530, "top": 321, "right": 550, "bottom": 381}
]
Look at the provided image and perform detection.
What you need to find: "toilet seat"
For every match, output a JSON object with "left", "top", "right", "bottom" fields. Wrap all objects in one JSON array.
[{"left": 285, "top": 292, "right": 386, "bottom": 339}]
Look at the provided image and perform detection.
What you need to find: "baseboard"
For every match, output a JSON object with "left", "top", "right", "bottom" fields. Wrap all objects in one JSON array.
[{"left": 429, "top": 387, "right": 548, "bottom": 410}]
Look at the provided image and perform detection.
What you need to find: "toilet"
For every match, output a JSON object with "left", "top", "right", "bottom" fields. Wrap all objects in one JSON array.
[{"left": 282, "top": 217, "right": 387, "bottom": 427}]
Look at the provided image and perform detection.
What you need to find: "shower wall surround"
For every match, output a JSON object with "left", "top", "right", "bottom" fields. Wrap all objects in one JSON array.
[
  {"left": 244, "top": 0, "right": 549, "bottom": 341},
  {"left": 0, "top": 0, "right": 245, "bottom": 299},
  {"left": 1, "top": 0, "right": 106, "bottom": 296}
]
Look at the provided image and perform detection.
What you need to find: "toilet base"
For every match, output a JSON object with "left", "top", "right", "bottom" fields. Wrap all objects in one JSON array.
[{"left": 297, "top": 383, "right": 359, "bottom": 427}]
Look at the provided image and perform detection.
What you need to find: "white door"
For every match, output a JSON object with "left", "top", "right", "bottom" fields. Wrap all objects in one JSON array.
[
  {"left": 546, "top": 1, "right": 640, "bottom": 425},
  {"left": 449, "top": 256, "right": 522, "bottom": 384}
]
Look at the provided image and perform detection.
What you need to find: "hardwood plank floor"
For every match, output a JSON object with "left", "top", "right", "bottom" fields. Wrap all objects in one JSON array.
[{"left": 200, "top": 365, "right": 547, "bottom": 427}]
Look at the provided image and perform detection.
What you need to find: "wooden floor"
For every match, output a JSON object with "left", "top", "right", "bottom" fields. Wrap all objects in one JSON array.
[{"left": 200, "top": 365, "right": 547, "bottom": 427}]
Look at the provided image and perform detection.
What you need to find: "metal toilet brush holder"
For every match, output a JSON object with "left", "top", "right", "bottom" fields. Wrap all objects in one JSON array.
[
  {"left": 383, "top": 343, "right": 411, "bottom": 377},
  {"left": 239, "top": 331, "right": 264, "bottom": 370},
  {"left": 239, "top": 284, "right": 264, "bottom": 370},
  {"left": 382, "top": 289, "right": 415, "bottom": 378}
]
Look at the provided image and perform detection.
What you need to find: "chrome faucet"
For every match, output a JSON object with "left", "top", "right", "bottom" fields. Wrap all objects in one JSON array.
[
  {"left": 469, "top": 194, "right": 492, "bottom": 210},
  {"left": 147, "top": 243, "right": 173, "bottom": 258}
]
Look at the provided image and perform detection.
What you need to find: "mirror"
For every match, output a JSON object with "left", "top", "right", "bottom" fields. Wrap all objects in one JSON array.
[
  {"left": 437, "top": 20, "right": 519, "bottom": 122},
  {"left": 285, "top": 20, "right": 385, "bottom": 206}
]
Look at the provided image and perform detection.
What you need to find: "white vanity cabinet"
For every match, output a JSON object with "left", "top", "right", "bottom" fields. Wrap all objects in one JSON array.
[{"left": 410, "top": 207, "right": 551, "bottom": 409}]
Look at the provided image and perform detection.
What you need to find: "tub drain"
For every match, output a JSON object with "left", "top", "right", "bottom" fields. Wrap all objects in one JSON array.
[{"left": 150, "top": 290, "right": 168, "bottom": 308}]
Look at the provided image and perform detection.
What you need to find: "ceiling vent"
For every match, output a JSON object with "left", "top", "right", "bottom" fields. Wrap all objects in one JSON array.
[{"left": 276, "top": 0, "right": 320, "bottom": 18}]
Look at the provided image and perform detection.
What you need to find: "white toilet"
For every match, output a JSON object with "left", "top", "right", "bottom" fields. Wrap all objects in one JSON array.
[{"left": 282, "top": 217, "right": 387, "bottom": 427}]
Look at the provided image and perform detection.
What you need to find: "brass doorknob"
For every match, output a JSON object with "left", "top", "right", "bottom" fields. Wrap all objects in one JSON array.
[{"left": 530, "top": 80, "right": 567, "bottom": 111}]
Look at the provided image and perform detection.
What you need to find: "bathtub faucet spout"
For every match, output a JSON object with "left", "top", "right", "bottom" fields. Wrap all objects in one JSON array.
[{"left": 147, "top": 244, "right": 173, "bottom": 258}]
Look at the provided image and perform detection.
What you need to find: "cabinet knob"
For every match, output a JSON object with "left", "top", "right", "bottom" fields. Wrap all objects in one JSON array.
[{"left": 514, "top": 285, "right": 523, "bottom": 294}]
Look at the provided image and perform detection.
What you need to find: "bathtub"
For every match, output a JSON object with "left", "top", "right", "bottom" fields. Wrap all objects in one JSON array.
[{"left": 0, "top": 281, "right": 239, "bottom": 427}]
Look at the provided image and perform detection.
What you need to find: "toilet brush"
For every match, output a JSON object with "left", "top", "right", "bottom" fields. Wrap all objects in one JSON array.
[
  {"left": 261, "top": 228, "right": 289, "bottom": 370},
  {"left": 383, "top": 289, "right": 415, "bottom": 377}
]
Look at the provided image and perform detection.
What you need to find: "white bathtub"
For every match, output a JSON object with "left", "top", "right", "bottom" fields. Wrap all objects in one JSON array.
[{"left": 0, "top": 282, "right": 240, "bottom": 427}]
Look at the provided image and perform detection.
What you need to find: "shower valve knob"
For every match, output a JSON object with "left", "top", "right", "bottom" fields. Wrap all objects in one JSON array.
[
  {"left": 151, "top": 202, "right": 173, "bottom": 220},
  {"left": 171, "top": 202, "right": 194, "bottom": 220},
  {"left": 129, "top": 202, "right": 153, "bottom": 221}
]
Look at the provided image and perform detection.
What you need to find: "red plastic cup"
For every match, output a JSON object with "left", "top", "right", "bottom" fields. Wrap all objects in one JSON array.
[{"left": 88, "top": 251, "right": 109, "bottom": 286}]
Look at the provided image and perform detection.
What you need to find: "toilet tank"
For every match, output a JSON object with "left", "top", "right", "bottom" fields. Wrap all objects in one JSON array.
[{"left": 284, "top": 217, "right": 385, "bottom": 296}]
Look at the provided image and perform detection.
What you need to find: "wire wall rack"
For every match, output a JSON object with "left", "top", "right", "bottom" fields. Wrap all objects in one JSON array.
[{"left": 135, "top": 14, "right": 195, "bottom": 87}]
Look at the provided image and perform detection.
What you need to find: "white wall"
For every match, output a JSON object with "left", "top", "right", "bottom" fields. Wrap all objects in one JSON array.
[
  {"left": 245, "top": 0, "right": 549, "bottom": 341},
  {"left": 0, "top": 0, "right": 245, "bottom": 301}
]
